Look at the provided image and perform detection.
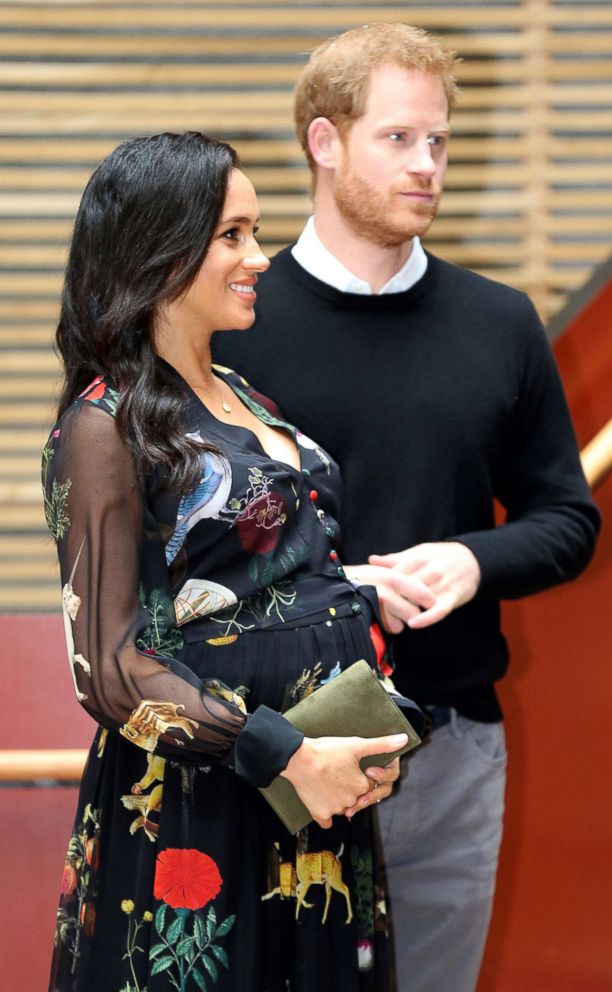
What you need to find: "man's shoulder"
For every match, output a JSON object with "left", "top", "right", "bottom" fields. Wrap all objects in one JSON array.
[{"left": 426, "top": 252, "right": 533, "bottom": 313}]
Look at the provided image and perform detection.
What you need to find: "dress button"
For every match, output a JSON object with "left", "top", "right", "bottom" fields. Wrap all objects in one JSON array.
[
  {"left": 351, "top": 602, "right": 361, "bottom": 614},
  {"left": 329, "top": 550, "right": 338, "bottom": 561},
  {"left": 325, "top": 526, "right": 335, "bottom": 538},
  {"left": 309, "top": 489, "right": 318, "bottom": 502}
]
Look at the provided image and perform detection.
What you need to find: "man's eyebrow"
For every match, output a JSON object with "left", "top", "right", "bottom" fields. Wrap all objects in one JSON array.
[{"left": 379, "top": 122, "right": 451, "bottom": 133}]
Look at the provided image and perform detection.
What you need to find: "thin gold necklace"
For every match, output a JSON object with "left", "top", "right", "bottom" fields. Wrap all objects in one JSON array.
[{"left": 188, "top": 377, "right": 233, "bottom": 414}]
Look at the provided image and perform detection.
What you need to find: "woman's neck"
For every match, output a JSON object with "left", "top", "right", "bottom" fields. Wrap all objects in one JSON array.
[{"left": 153, "top": 314, "right": 215, "bottom": 389}]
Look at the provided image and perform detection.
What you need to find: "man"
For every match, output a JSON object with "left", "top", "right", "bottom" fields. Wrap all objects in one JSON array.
[{"left": 213, "top": 23, "right": 600, "bottom": 991}]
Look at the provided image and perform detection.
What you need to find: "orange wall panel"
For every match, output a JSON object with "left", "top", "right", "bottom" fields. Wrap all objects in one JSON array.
[
  {"left": 479, "top": 473, "right": 612, "bottom": 991},
  {"left": 478, "top": 281, "right": 612, "bottom": 991},
  {"left": 0, "top": 615, "right": 94, "bottom": 988}
]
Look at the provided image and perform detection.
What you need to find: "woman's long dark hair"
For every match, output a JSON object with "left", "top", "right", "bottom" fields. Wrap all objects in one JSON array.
[{"left": 56, "top": 131, "right": 239, "bottom": 494}]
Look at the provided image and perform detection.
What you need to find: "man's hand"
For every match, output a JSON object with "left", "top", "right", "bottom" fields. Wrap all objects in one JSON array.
[
  {"left": 368, "top": 542, "right": 481, "bottom": 629},
  {"left": 343, "top": 563, "right": 437, "bottom": 634}
]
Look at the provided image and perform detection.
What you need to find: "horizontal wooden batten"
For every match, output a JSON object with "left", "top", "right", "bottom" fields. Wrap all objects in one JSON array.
[
  {"left": 0, "top": 534, "right": 52, "bottom": 557},
  {"left": 2, "top": 4, "right": 612, "bottom": 28},
  {"left": 0, "top": 587, "right": 58, "bottom": 610},
  {"left": 0, "top": 559, "right": 57, "bottom": 581},
  {"left": 0, "top": 403, "right": 55, "bottom": 425},
  {"left": 0, "top": 749, "right": 84, "bottom": 782},
  {"left": 0, "top": 351, "right": 59, "bottom": 372},
  {"left": 0, "top": 377, "right": 60, "bottom": 399},
  {"left": 3, "top": 188, "right": 611, "bottom": 223},
  {"left": 0, "top": 453, "right": 48, "bottom": 475},
  {"left": 3, "top": 162, "right": 611, "bottom": 195},
  {"left": 2, "top": 213, "right": 611, "bottom": 245},
  {"left": 0, "top": 7, "right": 544, "bottom": 29},
  {"left": 0, "top": 429, "right": 51, "bottom": 450},
  {"left": 4, "top": 58, "right": 610, "bottom": 87},
  {"left": 0, "top": 32, "right": 542, "bottom": 58}
]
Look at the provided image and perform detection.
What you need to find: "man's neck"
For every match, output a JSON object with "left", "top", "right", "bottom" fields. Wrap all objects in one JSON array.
[{"left": 312, "top": 196, "right": 414, "bottom": 294}]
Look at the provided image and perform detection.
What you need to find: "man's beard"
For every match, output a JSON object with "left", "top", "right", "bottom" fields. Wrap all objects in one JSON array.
[{"left": 333, "top": 161, "right": 440, "bottom": 248}]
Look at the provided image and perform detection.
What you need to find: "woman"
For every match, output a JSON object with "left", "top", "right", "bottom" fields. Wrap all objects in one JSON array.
[{"left": 43, "top": 132, "right": 420, "bottom": 992}]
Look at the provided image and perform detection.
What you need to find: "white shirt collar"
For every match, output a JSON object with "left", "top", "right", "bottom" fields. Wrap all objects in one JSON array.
[{"left": 291, "top": 216, "right": 428, "bottom": 295}]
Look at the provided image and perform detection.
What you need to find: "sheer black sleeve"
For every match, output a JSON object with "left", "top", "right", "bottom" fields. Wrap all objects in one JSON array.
[{"left": 43, "top": 401, "right": 302, "bottom": 785}]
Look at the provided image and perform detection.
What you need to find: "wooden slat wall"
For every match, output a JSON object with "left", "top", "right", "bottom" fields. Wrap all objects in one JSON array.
[{"left": 0, "top": 0, "right": 611, "bottom": 611}]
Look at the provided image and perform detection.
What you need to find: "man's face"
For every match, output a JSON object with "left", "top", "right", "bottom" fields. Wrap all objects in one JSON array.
[{"left": 333, "top": 65, "right": 450, "bottom": 246}]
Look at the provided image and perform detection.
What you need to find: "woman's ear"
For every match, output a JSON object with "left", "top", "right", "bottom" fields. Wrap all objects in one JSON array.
[{"left": 307, "top": 117, "right": 343, "bottom": 172}]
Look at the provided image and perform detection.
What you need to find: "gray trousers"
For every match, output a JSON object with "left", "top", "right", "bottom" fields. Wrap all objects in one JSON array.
[{"left": 376, "top": 711, "right": 507, "bottom": 992}]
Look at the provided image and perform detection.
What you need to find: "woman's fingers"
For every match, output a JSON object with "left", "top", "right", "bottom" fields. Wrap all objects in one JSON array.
[
  {"left": 343, "top": 778, "right": 393, "bottom": 818},
  {"left": 365, "top": 757, "right": 400, "bottom": 785},
  {"left": 344, "top": 756, "right": 403, "bottom": 818},
  {"left": 281, "top": 735, "right": 407, "bottom": 826},
  {"left": 281, "top": 737, "right": 377, "bottom": 822},
  {"left": 352, "top": 734, "right": 407, "bottom": 760}
]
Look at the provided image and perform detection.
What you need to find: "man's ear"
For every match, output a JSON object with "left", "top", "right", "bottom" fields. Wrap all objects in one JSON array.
[{"left": 307, "top": 117, "right": 343, "bottom": 171}]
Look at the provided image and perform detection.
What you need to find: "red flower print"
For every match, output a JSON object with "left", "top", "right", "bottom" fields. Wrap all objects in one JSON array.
[
  {"left": 80, "top": 900, "right": 96, "bottom": 937},
  {"left": 79, "top": 375, "right": 106, "bottom": 402},
  {"left": 61, "top": 863, "right": 77, "bottom": 897},
  {"left": 154, "top": 848, "right": 223, "bottom": 910},
  {"left": 370, "top": 623, "right": 393, "bottom": 677},
  {"left": 85, "top": 836, "right": 100, "bottom": 872},
  {"left": 236, "top": 491, "right": 287, "bottom": 554}
]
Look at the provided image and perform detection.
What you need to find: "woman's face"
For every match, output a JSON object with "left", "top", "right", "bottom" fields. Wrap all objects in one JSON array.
[{"left": 174, "top": 169, "right": 269, "bottom": 339}]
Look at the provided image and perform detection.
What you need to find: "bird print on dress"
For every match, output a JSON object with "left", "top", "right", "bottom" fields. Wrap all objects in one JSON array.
[{"left": 165, "top": 442, "right": 232, "bottom": 566}]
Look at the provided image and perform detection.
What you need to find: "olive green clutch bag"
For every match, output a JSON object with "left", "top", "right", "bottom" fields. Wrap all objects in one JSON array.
[{"left": 259, "top": 659, "right": 423, "bottom": 834}]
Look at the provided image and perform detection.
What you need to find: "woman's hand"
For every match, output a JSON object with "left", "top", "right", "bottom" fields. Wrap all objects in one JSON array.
[
  {"left": 343, "top": 757, "right": 401, "bottom": 818},
  {"left": 280, "top": 733, "right": 408, "bottom": 829}
]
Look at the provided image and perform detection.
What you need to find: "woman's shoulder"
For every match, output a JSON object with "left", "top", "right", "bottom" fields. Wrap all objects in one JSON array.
[
  {"left": 45, "top": 375, "right": 122, "bottom": 455},
  {"left": 75, "top": 374, "right": 120, "bottom": 417}
]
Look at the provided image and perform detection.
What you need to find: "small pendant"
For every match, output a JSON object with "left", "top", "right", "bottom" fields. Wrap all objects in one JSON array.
[{"left": 222, "top": 401, "right": 232, "bottom": 414}]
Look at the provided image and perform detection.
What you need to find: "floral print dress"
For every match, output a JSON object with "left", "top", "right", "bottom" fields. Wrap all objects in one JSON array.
[{"left": 43, "top": 363, "right": 395, "bottom": 992}]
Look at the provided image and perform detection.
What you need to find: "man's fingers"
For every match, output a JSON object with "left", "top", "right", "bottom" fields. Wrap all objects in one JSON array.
[
  {"left": 389, "top": 571, "right": 437, "bottom": 610},
  {"left": 370, "top": 552, "right": 440, "bottom": 592},
  {"left": 379, "top": 575, "right": 439, "bottom": 632}
]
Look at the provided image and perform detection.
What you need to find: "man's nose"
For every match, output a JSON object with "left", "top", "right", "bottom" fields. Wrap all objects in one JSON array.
[{"left": 406, "top": 141, "right": 437, "bottom": 177}]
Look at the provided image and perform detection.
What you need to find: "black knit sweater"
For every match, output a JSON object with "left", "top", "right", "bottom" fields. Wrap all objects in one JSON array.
[{"left": 213, "top": 248, "right": 600, "bottom": 720}]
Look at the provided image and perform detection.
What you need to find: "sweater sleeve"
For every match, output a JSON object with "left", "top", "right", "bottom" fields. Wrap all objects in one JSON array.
[
  {"left": 454, "top": 301, "right": 600, "bottom": 600},
  {"left": 43, "top": 401, "right": 302, "bottom": 787}
]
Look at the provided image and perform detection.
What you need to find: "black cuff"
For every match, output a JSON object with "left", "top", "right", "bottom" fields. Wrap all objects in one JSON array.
[{"left": 224, "top": 705, "right": 304, "bottom": 788}]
